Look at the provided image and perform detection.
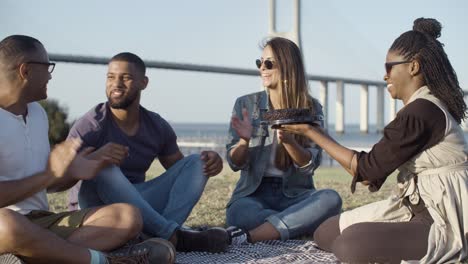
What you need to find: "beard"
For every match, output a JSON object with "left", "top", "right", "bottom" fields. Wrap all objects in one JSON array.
[{"left": 107, "top": 91, "right": 138, "bottom": 109}]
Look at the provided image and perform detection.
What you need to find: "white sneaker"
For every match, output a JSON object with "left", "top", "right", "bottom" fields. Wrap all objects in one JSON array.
[{"left": 227, "top": 226, "right": 251, "bottom": 246}]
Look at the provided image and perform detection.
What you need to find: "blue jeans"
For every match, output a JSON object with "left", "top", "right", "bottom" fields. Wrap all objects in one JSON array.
[
  {"left": 226, "top": 177, "right": 342, "bottom": 240},
  {"left": 78, "top": 154, "right": 207, "bottom": 240}
]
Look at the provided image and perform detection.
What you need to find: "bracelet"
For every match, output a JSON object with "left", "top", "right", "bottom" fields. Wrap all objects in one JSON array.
[{"left": 295, "top": 158, "right": 313, "bottom": 169}]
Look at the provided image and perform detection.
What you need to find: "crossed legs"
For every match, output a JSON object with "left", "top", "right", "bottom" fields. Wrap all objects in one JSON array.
[
  {"left": 314, "top": 215, "right": 431, "bottom": 263},
  {"left": 79, "top": 154, "right": 207, "bottom": 240},
  {"left": 0, "top": 203, "right": 142, "bottom": 264},
  {"left": 227, "top": 180, "right": 342, "bottom": 242}
]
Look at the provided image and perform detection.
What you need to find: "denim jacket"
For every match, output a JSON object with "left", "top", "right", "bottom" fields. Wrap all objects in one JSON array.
[{"left": 226, "top": 90, "right": 324, "bottom": 207}]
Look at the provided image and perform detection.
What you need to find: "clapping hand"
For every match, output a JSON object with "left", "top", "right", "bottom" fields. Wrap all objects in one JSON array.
[
  {"left": 47, "top": 138, "right": 82, "bottom": 180},
  {"left": 231, "top": 108, "right": 253, "bottom": 142},
  {"left": 66, "top": 146, "right": 113, "bottom": 180}
]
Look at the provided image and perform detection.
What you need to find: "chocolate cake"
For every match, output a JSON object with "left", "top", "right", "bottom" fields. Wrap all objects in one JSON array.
[{"left": 262, "top": 108, "right": 323, "bottom": 128}]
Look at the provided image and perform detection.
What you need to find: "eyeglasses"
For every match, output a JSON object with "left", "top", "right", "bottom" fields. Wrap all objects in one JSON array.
[
  {"left": 384, "top": 60, "right": 411, "bottom": 75},
  {"left": 26, "top": 61, "right": 56, "bottom": 73},
  {"left": 255, "top": 59, "right": 275, "bottom": 70}
]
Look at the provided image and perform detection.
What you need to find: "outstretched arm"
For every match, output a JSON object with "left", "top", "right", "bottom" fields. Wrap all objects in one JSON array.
[
  {"left": 47, "top": 142, "right": 124, "bottom": 193},
  {"left": 277, "top": 130, "right": 312, "bottom": 167},
  {"left": 280, "top": 124, "right": 358, "bottom": 177},
  {"left": 1, "top": 139, "right": 90, "bottom": 206}
]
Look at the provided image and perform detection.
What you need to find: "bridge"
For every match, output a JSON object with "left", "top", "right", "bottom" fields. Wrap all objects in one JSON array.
[
  {"left": 49, "top": 52, "right": 468, "bottom": 134},
  {"left": 49, "top": 0, "right": 468, "bottom": 133}
]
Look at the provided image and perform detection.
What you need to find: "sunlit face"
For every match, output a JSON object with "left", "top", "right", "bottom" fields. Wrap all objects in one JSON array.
[
  {"left": 259, "top": 45, "right": 280, "bottom": 89},
  {"left": 384, "top": 51, "right": 412, "bottom": 101},
  {"left": 106, "top": 60, "right": 146, "bottom": 109},
  {"left": 25, "top": 44, "right": 51, "bottom": 101}
]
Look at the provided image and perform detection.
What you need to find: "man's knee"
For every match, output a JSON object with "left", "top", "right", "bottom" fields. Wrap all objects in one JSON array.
[
  {"left": 0, "top": 208, "right": 23, "bottom": 236},
  {"left": 183, "top": 154, "right": 207, "bottom": 183},
  {"left": 185, "top": 154, "right": 203, "bottom": 168},
  {"left": 0, "top": 209, "right": 26, "bottom": 252},
  {"left": 113, "top": 203, "right": 143, "bottom": 237},
  {"left": 90, "top": 203, "right": 143, "bottom": 239}
]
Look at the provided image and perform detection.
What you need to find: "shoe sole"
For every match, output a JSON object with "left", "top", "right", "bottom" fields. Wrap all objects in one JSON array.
[
  {"left": 203, "top": 228, "right": 229, "bottom": 253},
  {"left": 0, "top": 254, "right": 25, "bottom": 264}
]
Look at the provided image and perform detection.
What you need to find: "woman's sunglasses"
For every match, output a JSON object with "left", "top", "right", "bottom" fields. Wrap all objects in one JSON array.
[
  {"left": 385, "top": 60, "right": 411, "bottom": 75},
  {"left": 256, "top": 59, "right": 275, "bottom": 70}
]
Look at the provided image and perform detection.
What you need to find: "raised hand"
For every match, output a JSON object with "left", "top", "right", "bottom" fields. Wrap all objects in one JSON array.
[
  {"left": 231, "top": 108, "right": 253, "bottom": 142},
  {"left": 46, "top": 138, "right": 82, "bottom": 180},
  {"left": 200, "top": 150, "right": 223, "bottom": 177},
  {"left": 66, "top": 147, "right": 113, "bottom": 180}
]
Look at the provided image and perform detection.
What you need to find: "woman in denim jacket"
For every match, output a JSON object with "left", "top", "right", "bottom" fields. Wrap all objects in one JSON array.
[{"left": 225, "top": 37, "right": 342, "bottom": 244}]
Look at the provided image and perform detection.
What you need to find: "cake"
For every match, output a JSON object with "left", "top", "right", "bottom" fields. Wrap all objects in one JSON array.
[{"left": 262, "top": 108, "right": 323, "bottom": 128}]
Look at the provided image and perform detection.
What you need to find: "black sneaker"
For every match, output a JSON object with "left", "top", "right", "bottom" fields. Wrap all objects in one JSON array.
[
  {"left": 176, "top": 227, "right": 229, "bottom": 253},
  {"left": 226, "top": 226, "right": 251, "bottom": 245}
]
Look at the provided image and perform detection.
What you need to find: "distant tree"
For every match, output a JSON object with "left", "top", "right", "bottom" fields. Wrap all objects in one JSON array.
[{"left": 39, "top": 99, "right": 70, "bottom": 145}]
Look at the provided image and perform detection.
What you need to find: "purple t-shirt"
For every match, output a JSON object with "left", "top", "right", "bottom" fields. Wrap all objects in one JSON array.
[{"left": 68, "top": 103, "right": 179, "bottom": 183}]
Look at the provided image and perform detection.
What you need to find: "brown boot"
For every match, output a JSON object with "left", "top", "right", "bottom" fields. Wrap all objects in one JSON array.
[{"left": 107, "top": 238, "right": 176, "bottom": 264}]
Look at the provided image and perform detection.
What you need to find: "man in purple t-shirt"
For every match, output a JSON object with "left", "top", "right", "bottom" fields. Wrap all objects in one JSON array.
[{"left": 68, "top": 52, "right": 230, "bottom": 253}]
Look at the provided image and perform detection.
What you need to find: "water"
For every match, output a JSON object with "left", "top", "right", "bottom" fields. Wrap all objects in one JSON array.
[
  {"left": 170, "top": 122, "right": 468, "bottom": 166},
  {"left": 172, "top": 123, "right": 401, "bottom": 148},
  {"left": 171, "top": 123, "right": 230, "bottom": 140}
]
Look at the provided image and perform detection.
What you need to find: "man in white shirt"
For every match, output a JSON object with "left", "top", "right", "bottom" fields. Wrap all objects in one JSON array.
[{"left": 0, "top": 35, "right": 175, "bottom": 264}]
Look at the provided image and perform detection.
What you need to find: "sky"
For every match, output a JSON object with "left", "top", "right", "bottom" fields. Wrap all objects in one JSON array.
[{"left": 1, "top": 0, "right": 467, "bottom": 127}]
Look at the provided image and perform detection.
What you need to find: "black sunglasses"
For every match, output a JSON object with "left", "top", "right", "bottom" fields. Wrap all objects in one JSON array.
[
  {"left": 26, "top": 61, "right": 56, "bottom": 73},
  {"left": 255, "top": 59, "right": 275, "bottom": 70},
  {"left": 385, "top": 60, "right": 411, "bottom": 75}
]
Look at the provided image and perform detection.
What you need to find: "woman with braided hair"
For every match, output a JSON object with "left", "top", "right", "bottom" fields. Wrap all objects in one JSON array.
[{"left": 281, "top": 18, "right": 467, "bottom": 263}]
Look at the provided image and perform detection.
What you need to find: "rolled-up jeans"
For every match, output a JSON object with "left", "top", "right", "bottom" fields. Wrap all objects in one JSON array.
[
  {"left": 226, "top": 177, "right": 342, "bottom": 240},
  {"left": 79, "top": 154, "right": 207, "bottom": 240}
]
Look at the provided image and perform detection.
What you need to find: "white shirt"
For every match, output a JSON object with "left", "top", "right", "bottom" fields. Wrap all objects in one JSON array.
[{"left": 0, "top": 102, "right": 50, "bottom": 214}]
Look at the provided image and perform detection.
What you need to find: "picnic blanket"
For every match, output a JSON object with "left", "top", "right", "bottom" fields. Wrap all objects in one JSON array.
[
  {"left": 0, "top": 240, "right": 338, "bottom": 264},
  {"left": 176, "top": 240, "right": 339, "bottom": 264}
]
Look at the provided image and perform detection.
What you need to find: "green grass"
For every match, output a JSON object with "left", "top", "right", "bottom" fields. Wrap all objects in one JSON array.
[{"left": 47, "top": 162, "right": 397, "bottom": 228}]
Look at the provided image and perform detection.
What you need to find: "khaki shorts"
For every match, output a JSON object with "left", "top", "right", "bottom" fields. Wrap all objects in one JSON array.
[{"left": 25, "top": 209, "right": 92, "bottom": 239}]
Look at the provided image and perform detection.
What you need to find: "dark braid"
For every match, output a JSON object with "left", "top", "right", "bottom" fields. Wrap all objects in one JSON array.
[{"left": 390, "top": 18, "right": 466, "bottom": 124}]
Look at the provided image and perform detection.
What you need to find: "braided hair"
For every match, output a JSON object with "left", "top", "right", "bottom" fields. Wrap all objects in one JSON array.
[{"left": 390, "top": 17, "right": 466, "bottom": 124}]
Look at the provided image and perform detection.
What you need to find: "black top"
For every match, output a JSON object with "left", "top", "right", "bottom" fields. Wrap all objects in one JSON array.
[{"left": 352, "top": 99, "right": 446, "bottom": 192}]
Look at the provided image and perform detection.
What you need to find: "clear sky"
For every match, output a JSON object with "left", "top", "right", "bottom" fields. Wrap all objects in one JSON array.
[{"left": 1, "top": 0, "right": 467, "bottom": 125}]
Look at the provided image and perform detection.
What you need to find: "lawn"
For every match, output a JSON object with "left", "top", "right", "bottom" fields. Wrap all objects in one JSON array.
[{"left": 47, "top": 162, "right": 397, "bottom": 228}]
